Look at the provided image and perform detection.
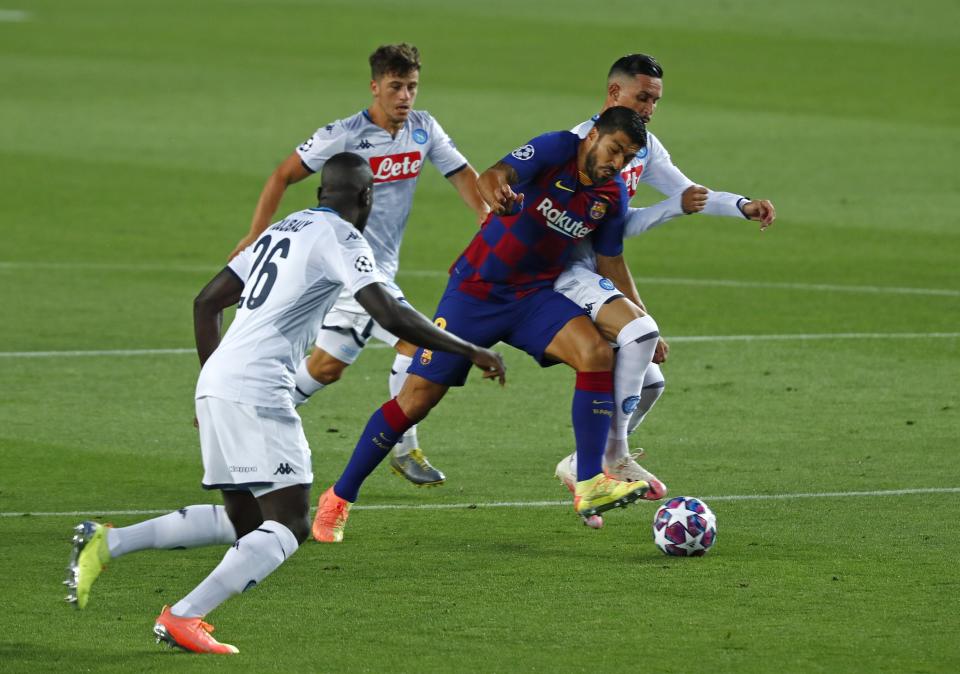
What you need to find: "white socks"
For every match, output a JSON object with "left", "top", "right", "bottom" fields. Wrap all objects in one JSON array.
[
  {"left": 606, "top": 315, "right": 660, "bottom": 464},
  {"left": 389, "top": 353, "right": 419, "bottom": 457},
  {"left": 292, "top": 356, "right": 325, "bottom": 406},
  {"left": 171, "top": 520, "right": 298, "bottom": 618},
  {"left": 106, "top": 505, "right": 236, "bottom": 558},
  {"left": 627, "top": 364, "right": 666, "bottom": 435}
]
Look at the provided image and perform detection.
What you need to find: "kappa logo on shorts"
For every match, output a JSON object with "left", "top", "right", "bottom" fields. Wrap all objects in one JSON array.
[
  {"left": 599, "top": 278, "right": 616, "bottom": 291},
  {"left": 273, "top": 463, "right": 296, "bottom": 476},
  {"left": 511, "top": 144, "right": 535, "bottom": 160},
  {"left": 354, "top": 256, "right": 374, "bottom": 272}
]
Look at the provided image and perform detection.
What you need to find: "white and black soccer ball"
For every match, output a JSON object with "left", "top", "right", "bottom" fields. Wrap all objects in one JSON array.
[{"left": 652, "top": 496, "right": 717, "bottom": 557}]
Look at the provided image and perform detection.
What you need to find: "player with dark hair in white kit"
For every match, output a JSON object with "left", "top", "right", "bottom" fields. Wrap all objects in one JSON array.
[
  {"left": 553, "top": 54, "right": 776, "bottom": 516},
  {"left": 231, "top": 43, "right": 489, "bottom": 487},
  {"left": 64, "top": 152, "right": 505, "bottom": 654}
]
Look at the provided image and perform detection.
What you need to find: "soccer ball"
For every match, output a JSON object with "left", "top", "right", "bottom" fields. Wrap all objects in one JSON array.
[{"left": 652, "top": 496, "right": 717, "bottom": 556}]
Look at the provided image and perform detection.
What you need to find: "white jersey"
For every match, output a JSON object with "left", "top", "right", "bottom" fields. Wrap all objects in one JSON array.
[
  {"left": 566, "top": 117, "right": 750, "bottom": 273},
  {"left": 196, "top": 207, "right": 384, "bottom": 409},
  {"left": 296, "top": 110, "right": 467, "bottom": 281}
]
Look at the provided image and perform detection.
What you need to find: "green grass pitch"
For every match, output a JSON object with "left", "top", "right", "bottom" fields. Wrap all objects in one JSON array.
[{"left": 1, "top": 0, "right": 959, "bottom": 671}]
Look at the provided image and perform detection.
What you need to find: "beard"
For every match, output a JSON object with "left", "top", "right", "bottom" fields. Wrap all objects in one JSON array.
[{"left": 585, "top": 149, "right": 614, "bottom": 185}]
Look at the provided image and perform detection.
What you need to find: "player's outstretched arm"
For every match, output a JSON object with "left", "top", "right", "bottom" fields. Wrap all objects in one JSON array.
[
  {"left": 229, "top": 152, "right": 313, "bottom": 260},
  {"left": 477, "top": 162, "right": 524, "bottom": 216},
  {"left": 193, "top": 268, "right": 244, "bottom": 367},
  {"left": 624, "top": 193, "right": 687, "bottom": 238},
  {"left": 447, "top": 164, "right": 491, "bottom": 224},
  {"left": 355, "top": 283, "right": 506, "bottom": 384}
]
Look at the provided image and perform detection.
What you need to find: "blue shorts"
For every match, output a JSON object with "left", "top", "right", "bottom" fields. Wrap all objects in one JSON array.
[{"left": 407, "top": 287, "right": 586, "bottom": 386}]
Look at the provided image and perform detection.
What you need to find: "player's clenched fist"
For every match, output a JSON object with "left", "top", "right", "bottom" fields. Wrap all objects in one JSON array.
[
  {"left": 682, "top": 185, "right": 708, "bottom": 214},
  {"left": 742, "top": 199, "right": 776, "bottom": 230},
  {"left": 491, "top": 184, "right": 524, "bottom": 216}
]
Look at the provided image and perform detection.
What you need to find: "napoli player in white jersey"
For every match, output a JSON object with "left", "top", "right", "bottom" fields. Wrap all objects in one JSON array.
[
  {"left": 230, "top": 44, "right": 489, "bottom": 487},
  {"left": 553, "top": 54, "right": 776, "bottom": 513},
  {"left": 64, "top": 153, "right": 505, "bottom": 654}
]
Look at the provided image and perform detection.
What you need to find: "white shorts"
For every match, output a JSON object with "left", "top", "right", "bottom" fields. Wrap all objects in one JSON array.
[
  {"left": 315, "top": 280, "right": 409, "bottom": 364},
  {"left": 554, "top": 266, "right": 625, "bottom": 321},
  {"left": 196, "top": 396, "right": 313, "bottom": 497}
]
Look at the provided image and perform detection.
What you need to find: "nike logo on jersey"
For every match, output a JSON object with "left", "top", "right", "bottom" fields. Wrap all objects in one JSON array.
[
  {"left": 554, "top": 179, "right": 575, "bottom": 193},
  {"left": 536, "top": 197, "right": 591, "bottom": 238}
]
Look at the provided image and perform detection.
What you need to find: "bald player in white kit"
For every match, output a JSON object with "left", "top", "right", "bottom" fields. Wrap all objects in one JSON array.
[
  {"left": 65, "top": 153, "right": 505, "bottom": 654},
  {"left": 231, "top": 43, "right": 489, "bottom": 487}
]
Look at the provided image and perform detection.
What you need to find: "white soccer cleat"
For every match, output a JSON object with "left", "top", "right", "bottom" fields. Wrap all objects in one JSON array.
[
  {"left": 604, "top": 451, "right": 667, "bottom": 500},
  {"left": 554, "top": 453, "right": 576, "bottom": 494}
]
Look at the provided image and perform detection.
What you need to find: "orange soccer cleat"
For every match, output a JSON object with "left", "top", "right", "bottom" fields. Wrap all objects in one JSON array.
[
  {"left": 311, "top": 486, "right": 352, "bottom": 543},
  {"left": 153, "top": 605, "right": 239, "bottom": 655}
]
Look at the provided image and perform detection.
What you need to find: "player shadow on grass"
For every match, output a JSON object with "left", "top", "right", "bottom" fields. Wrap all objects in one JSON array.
[{"left": 0, "top": 642, "right": 187, "bottom": 665}]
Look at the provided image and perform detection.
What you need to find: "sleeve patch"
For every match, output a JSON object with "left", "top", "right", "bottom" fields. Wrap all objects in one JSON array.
[{"left": 511, "top": 144, "right": 535, "bottom": 160}]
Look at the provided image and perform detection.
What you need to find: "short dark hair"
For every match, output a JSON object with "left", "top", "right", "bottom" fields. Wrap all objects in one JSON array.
[
  {"left": 607, "top": 53, "right": 663, "bottom": 81},
  {"left": 594, "top": 106, "right": 647, "bottom": 149},
  {"left": 369, "top": 43, "right": 421, "bottom": 79}
]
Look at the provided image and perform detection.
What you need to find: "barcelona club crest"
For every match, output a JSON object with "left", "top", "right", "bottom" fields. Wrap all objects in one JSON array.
[{"left": 588, "top": 200, "right": 608, "bottom": 220}]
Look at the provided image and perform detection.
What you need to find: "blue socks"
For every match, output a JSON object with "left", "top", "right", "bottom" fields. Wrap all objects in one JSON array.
[
  {"left": 572, "top": 371, "right": 614, "bottom": 482},
  {"left": 334, "top": 399, "right": 414, "bottom": 502}
]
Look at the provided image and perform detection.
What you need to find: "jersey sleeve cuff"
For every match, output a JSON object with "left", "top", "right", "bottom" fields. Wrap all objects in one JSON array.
[{"left": 444, "top": 163, "right": 468, "bottom": 178}]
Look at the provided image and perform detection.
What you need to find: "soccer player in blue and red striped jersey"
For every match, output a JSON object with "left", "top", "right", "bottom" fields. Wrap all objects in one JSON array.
[{"left": 313, "top": 107, "right": 664, "bottom": 541}]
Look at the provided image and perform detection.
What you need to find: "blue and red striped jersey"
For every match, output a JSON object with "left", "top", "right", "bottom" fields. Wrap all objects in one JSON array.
[{"left": 450, "top": 131, "right": 628, "bottom": 302}]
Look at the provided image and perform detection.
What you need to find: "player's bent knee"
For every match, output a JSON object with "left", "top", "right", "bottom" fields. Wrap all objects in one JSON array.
[
  {"left": 222, "top": 491, "right": 262, "bottom": 538},
  {"left": 285, "top": 513, "right": 311, "bottom": 545},
  {"left": 617, "top": 314, "right": 659, "bottom": 348},
  {"left": 396, "top": 376, "right": 447, "bottom": 423},
  {"left": 394, "top": 340, "right": 418, "bottom": 357},
  {"left": 644, "top": 362, "right": 665, "bottom": 389},
  {"left": 397, "top": 395, "right": 436, "bottom": 423},
  {"left": 307, "top": 351, "right": 349, "bottom": 385}
]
